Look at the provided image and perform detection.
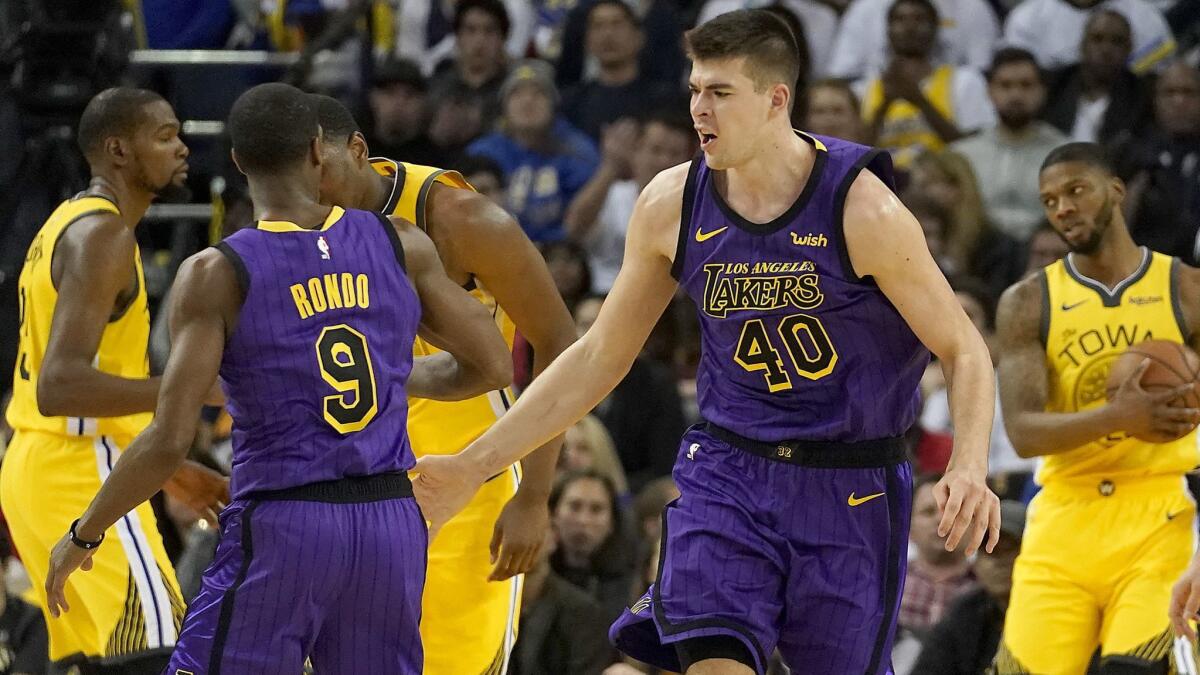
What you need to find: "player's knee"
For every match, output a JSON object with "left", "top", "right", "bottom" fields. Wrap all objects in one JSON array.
[
  {"left": 677, "top": 635, "right": 757, "bottom": 675},
  {"left": 1099, "top": 654, "right": 1169, "bottom": 675}
]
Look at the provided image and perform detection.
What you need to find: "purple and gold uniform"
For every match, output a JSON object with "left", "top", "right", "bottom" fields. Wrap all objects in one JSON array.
[
  {"left": 166, "top": 206, "right": 426, "bottom": 675},
  {"left": 610, "top": 133, "right": 927, "bottom": 675}
]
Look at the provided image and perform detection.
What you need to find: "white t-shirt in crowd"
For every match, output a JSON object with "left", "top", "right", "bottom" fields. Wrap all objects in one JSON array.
[
  {"left": 827, "top": 0, "right": 1000, "bottom": 79},
  {"left": 1070, "top": 95, "right": 1110, "bottom": 143},
  {"left": 1003, "top": 0, "right": 1176, "bottom": 74},
  {"left": 921, "top": 376, "right": 1034, "bottom": 476},
  {"left": 394, "top": 0, "right": 534, "bottom": 76},
  {"left": 584, "top": 180, "right": 640, "bottom": 294},
  {"left": 696, "top": 0, "right": 840, "bottom": 78}
]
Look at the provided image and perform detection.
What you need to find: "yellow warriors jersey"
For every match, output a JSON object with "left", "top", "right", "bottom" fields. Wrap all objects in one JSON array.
[
  {"left": 1040, "top": 248, "right": 1199, "bottom": 484},
  {"left": 862, "top": 64, "right": 955, "bottom": 168},
  {"left": 6, "top": 195, "right": 152, "bottom": 443},
  {"left": 370, "top": 158, "right": 518, "bottom": 457}
]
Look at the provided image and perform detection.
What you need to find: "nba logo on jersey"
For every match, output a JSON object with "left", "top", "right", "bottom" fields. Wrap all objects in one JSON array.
[{"left": 317, "top": 235, "right": 331, "bottom": 260}]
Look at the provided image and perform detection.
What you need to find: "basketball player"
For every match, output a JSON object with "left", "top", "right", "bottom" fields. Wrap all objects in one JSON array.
[
  {"left": 993, "top": 142, "right": 1200, "bottom": 674},
  {"left": 312, "top": 94, "right": 576, "bottom": 675},
  {"left": 415, "top": 10, "right": 1001, "bottom": 675},
  {"left": 42, "top": 82, "right": 514, "bottom": 673},
  {"left": 1, "top": 87, "right": 228, "bottom": 674}
]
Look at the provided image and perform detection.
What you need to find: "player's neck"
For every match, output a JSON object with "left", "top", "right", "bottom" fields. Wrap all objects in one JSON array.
[
  {"left": 363, "top": 169, "right": 393, "bottom": 213},
  {"left": 721, "top": 130, "right": 814, "bottom": 212},
  {"left": 248, "top": 177, "right": 329, "bottom": 229},
  {"left": 1071, "top": 226, "right": 1142, "bottom": 286},
  {"left": 86, "top": 172, "right": 152, "bottom": 231}
]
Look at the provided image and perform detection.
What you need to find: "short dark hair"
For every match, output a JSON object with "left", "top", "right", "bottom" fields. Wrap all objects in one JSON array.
[
  {"left": 888, "top": 0, "right": 939, "bottom": 24},
  {"left": 987, "top": 47, "right": 1043, "bottom": 83},
  {"left": 587, "top": 0, "right": 640, "bottom": 27},
  {"left": 456, "top": 154, "right": 504, "bottom": 183},
  {"left": 454, "top": 0, "right": 510, "bottom": 38},
  {"left": 228, "top": 83, "right": 319, "bottom": 175},
  {"left": 1040, "top": 142, "right": 1115, "bottom": 176},
  {"left": 76, "top": 87, "right": 167, "bottom": 159},
  {"left": 685, "top": 9, "right": 801, "bottom": 96},
  {"left": 311, "top": 94, "right": 360, "bottom": 143}
]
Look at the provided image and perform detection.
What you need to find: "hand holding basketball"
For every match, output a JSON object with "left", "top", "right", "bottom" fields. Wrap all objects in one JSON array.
[{"left": 1106, "top": 340, "right": 1200, "bottom": 442}]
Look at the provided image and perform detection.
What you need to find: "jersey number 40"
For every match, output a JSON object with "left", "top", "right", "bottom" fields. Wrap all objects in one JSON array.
[
  {"left": 316, "top": 324, "right": 379, "bottom": 433},
  {"left": 734, "top": 313, "right": 837, "bottom": 392}
]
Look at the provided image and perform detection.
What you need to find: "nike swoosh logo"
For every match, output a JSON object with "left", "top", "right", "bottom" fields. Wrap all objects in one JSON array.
[
  {"left": 848, "top": 492, "right": 885, "bottom": 507},
  {"left": 695, "top": 226, "right": 728, "bottom": 243},
  {"left": 1061, "top": 300, "right": 1087, "bottom": 311}
]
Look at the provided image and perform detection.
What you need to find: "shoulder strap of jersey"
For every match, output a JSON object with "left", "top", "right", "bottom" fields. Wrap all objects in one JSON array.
[{"left": 371, "top": 158, "right": 474, "bottom": 231}]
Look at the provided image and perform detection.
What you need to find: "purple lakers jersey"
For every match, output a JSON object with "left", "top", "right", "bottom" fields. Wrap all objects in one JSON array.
[
  {"left": 216, "top": 206, "right": 421, "bottom": 498},
  {"left": 674, "top": 133, "right": 929, "bottom": 442}
]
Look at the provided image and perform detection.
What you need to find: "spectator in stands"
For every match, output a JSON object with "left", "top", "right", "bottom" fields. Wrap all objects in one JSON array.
[
  {"left": 544, "top": 241, "right": 594, "bottom": 311},
  {"left": 828, "top": 0, "right": 1000, "bottom": 80},
  {"left": 457, "top": 155, "right": 508, "bottom": 207},
  {"left": 909, "top": 151, "right": 1024, "bottom": 295},
  {"left": 1023, "top": 222, "right": 1071, "bottom": 275},
  {"left": 905, "top": 191, "right": 958, "bottom": 275},
  {"left": 394, "top": 0, "right": 532, "bottom": 77},
  {"left": 427, "top": 83, "right": 488, "bottom": 167},
  {"left": 562, "top": 414, "right": 630, "bottom": 497},
  {"left": 426, "top": 0, "right": 513, "bottom": 125},
  {"left": 561, "top": 0, "right": 674, "bottom": 141},
  {"left": 899, "top": 474, "right": 976, "bottom": 640},
  {"left": 953, "top": 49, "right": 1069, "bottom": 242},
  {"left": 566, "top": 111, "right": 695, "bottom": 293},
  {"left": 366, "top": 58, "right": 438, "bottom": 166},
  {"left": 631, "top": 476, "right": 678, "bottom": 546},
  {"left": 1003, "top": 0, "right": 1176, "bottom": 75},
  {"left": 554, "top": 0, "right": 686, "bottom": 92},
  {"left": 0, "top": 536, "right": 48, "bottom": 674},
  {"left": 856, "top": 0, "right": 996, "bottom": 168},
  {"left": 573, "top": 296, "right": 686, "bottom": 492},
  {"left": 805, "top": 80, "right": 867, "bottom": 144},
  {"left": 911, "top": 501, "right": 1027, "bottom": 675},
  {"left": 695, "top": 0, "right": 831, "bottom": 79},
  {"left": 550, "top": 470, "right": 638, "bottom": 624},
  {"left": 469, "top": 60, "right": 600, "bottom": 242},
  {"left": 1120, "top": 60, "right": 1200, "bottom": 263},
  {"left": 1042, "top": 9, "right": 1155, "bottom": 143},
  {"left": 510, "top": 528, "right": 614, "bottom": 675}
]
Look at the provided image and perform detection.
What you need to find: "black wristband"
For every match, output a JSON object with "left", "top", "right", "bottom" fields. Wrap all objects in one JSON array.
[{"left": 69, "top": 519, "right": 104, "bottom": 550}]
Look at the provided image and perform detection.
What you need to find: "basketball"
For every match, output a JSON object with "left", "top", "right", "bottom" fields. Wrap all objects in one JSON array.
[{"left": 1105, "top": 339, "right": 1200, "bottom": 442}]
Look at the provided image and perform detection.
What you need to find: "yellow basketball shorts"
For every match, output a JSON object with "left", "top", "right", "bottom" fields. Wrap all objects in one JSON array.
[
  {"left": 995, "top": 475, "right": 1199, "bottom": 674},
  {"left": 0, "top": 430, "right": 184, "bottom": 665},
  {"left": 421, "top": 463, "right": 523, "bottom": 675}
]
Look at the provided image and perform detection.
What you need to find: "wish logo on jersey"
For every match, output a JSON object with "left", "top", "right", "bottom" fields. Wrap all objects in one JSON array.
[{"left": 701, "top": 261, "right": 824, "bottom": 319}]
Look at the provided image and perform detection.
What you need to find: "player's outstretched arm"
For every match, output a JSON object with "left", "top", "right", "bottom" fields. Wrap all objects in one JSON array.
[
  {"left": 43, "top": 249, "right": 237, "bottom": 618},
  {"left": 425, "top": 186, "right": 578, "bottom": 580},
  {"left": 37, "top": 213, "right": 162, "bottom": 417},
  {"left": 996, "top": 275, "right": 1198, "bottom": 455},
  {"left": 392, "top": 216, "right": 514, "bottom": 400},
  {"left": 844, "top": 168, "right": 1000, "bottom": 556},
  {"left": 412, "top": 163, "right": 687, "bottom": 532}
]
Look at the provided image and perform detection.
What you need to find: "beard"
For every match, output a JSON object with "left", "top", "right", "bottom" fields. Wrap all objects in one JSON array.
[
  {"left": 998, "top": 107, "right": 1035, "bottom": 131},
  {"left": 1066, "top": 195, "right": 1113, "bottom": 254},
  {"left": 154, "top": 180, "right": 193, "bottom": 203}
]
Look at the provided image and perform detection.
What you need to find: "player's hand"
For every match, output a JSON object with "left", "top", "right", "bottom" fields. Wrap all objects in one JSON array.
[
  {"left": 934, "top": 465, "right": 1001, "bottom": 556},
  {"left": 45, "top": 532, "right": 98, "bottom": 618},
  {"left": 1170, "top": 553, "right": 1200, "bottom": 639},
  {"left": 489, "top": 490, "right": 550, "bottom": 581},
  {"left": 163, "top": 460, "right": 229, "bottom": 527},
  {"left": 1111, "top": 359, "right": 1200, "bottom": 439},
  {"left": 600, "top": 118, "right": 639, "bottom": 177},
  {"left": 412, "top": 453, "right": 488, "bottom": 541}
]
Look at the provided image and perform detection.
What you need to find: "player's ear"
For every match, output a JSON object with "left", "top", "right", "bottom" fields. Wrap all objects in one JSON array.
[
  {"left": 351, "top": 131, "right": 370, "bottom": 164},
  {"left": 230, "top": 149, "right": 247, "bottom": 177},
  {"left": 771, "top": 83, "right": 790, "bottom": 114},
  {"left": 310, "top": 135, "right": 324, "bottom": 168},
  {"left": 1110, "top": 175, "right": 1126, "bottom": 203},
  {"left": 104, "top": 136, "right": 130, "bottom": 167}
]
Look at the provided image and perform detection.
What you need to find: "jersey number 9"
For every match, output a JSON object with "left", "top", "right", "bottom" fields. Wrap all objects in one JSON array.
[{"left": 316, "top": 324, "right": 379, "bottom": 433}]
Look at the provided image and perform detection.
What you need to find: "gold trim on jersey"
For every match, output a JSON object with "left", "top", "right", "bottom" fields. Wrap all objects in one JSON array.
[{"left": 257, "top": 206, "right": 344, "bottom": 233}]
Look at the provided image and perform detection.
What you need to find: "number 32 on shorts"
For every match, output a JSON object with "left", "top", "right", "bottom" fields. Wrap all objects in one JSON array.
[
  {"left": 734, "top": 313, "right": 837, "bottom": 391},
  {"left": 316, "top": 324, "right": 379, "bottom": 433}
]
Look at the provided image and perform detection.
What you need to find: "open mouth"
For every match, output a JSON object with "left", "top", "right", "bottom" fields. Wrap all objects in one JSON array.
[{"left": 698, "top": 132, "right": 717, "bottom": 149}]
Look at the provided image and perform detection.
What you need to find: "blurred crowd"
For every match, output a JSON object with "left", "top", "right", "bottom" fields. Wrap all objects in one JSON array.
[{"left": 0, "top": 0, "right": 1199, "bottom": 672}]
